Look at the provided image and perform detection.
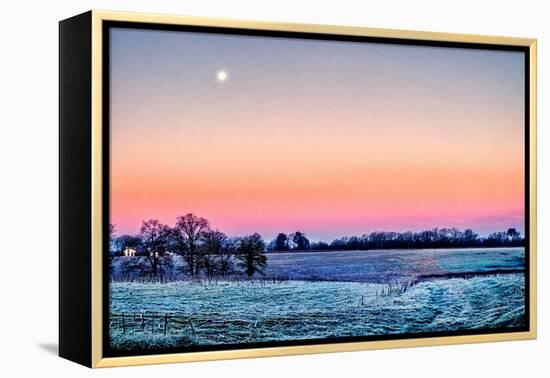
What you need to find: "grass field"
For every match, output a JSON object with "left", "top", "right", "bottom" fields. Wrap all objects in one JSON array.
[{"left": 110, "top": 273, "right": 525, "bottom": 351}]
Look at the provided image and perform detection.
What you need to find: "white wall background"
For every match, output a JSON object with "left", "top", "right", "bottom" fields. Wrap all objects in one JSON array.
[{"left": 0, "top": 0, "right": 547, "bottom": 376}]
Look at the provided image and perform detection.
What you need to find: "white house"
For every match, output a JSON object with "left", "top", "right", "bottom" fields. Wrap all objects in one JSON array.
[{"left": 123, "top": 247, "right": 136, "bottom": 257}]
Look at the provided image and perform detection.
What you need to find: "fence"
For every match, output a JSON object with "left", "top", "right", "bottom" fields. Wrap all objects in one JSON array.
[{"left": 110, "top": 312, "right": 197, "bottom": 337}]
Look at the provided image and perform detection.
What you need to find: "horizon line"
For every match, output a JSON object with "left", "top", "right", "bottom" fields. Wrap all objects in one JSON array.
[{"left": 110, "top": 222, "right": 525, "bottom": 243}]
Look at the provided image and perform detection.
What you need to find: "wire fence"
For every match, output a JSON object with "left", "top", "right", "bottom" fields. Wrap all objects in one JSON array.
[{"left": 110, "top": 312, "right": 197, "bottom": 337}]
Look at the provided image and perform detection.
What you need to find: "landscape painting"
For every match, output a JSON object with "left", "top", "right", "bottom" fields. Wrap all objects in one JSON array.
[{"left": 107, "top": 26, "right": 527, "bottom": 355}]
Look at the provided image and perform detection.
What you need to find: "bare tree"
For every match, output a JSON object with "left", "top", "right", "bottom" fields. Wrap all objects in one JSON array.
[
  {"left": 139, "top": 219, "right": 170, "bottom": 276},
  {"left": 174, "top": 213, "right": 210, "bottom": 277},
  {"left": 236, "top": 233, "right": 267, "bottom": 278},
  {"left": 218, "top": 237, "right": 236, "bottom": 277},
  {"left": 200, "top": 229, "right": 227, "bottom": 279},
  {"left": 463, "top": 228, "right": 479, "bottom": 246}
]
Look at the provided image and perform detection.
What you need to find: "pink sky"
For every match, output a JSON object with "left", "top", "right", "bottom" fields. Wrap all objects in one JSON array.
[{"left": 109, "top": 28, "right": 525, "bottom": 240}]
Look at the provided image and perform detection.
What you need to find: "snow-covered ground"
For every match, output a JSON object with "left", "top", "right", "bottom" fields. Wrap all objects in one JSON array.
[
  {"left": 110, "top": 247, "right": 525, "bottom": 283},
  {"left": 261, "top": 247, "right": 525, "bottom": 282},
  {"left": 110, "top": 274, "right": 525, "bottom": 352}
]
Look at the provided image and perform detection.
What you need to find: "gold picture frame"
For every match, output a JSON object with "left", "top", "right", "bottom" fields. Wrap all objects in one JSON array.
[{"left": 59, "top": 10, "right": 537, "bottom": 368}]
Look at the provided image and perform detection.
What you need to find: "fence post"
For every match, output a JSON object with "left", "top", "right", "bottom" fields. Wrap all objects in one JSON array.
[
  {"left": 164, "top": 314, "right": 169, "bottom": 336},
  {"left": 188, "top": 318, "right": 196, "bottom": 339},
  {"left": 122, "top": 313, "right": 126, "bottom": 334}
]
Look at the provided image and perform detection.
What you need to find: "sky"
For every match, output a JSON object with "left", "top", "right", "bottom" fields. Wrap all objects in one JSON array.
[{"left": 109, "top": 27, "right": 525, "bottom": 241}]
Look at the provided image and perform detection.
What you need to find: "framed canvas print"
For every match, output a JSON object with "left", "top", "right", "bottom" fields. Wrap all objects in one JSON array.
[{"left": 59, "top": 10, "right": 537, "bottom": 368}]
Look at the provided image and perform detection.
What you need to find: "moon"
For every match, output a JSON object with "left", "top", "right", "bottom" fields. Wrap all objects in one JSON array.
[{"left": 217, "top": 70, "right": 228, "bottom": 82}]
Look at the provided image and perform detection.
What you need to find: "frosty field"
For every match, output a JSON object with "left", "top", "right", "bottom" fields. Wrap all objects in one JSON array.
[
  {"left": 109, "top": 248, "right": 526, "bottom": 352},
  {"left": 260, "top": 247, "right": 525, "bottom": 283}
]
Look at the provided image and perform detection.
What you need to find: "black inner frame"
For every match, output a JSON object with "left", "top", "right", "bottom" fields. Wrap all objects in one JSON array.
[{"left": 102, "top": 20, "right": 531, "bottom": 358}]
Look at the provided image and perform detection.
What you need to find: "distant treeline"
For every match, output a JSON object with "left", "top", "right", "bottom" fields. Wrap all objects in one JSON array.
[
  {"left": 110, "top": 213, "right": 524, "bottom": 279},
  {"left": 269, "top": 227, "right": 525, "bottom": 252}
]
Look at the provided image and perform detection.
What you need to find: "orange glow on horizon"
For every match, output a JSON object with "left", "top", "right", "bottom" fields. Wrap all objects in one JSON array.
[{"left": 109, "top": 28, "right": 525, "bottom": 240}]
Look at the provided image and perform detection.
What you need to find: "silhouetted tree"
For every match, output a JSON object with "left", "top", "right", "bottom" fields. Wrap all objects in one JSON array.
[
  {"left": 273, "top": 233, "right": 289, "bottom": 251},
  {"left": 200, "top": 229, "right": 227, "bottom": 279},
  {"left": 330, "top": 237, "right": 349, "bottom": 250},
  {"left": 236, "top": 233, "right": 267, "bottom": 277},
  {"left": 397, "top": 231, "right": 414, "bottom": 248},
  {"left": 139, "top": 219, "right": 170, "bottom": 275},
  {"left": 290, "top": 231, "right": 310, "bottom": 250},
  {"left": 463, "top": 229, "right": 479, "bottom": 245},
  {"left": 174, "top": 213, "right": 210, "bottom": 277},
  {"left": 369, "top": 232, "right": 386, "bottom": 249},
  {"left": 507, "top": 228, "right": 521, "bottom": 241},
  {"left": 218, "top": 237, "right": 236, "bottom": 277}
]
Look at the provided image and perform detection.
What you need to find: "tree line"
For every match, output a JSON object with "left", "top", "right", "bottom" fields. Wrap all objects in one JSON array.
[
  {"left": 268, "top": 227, "right": 524, "bottom": 252},
  {"left": 110, "top": 214, "right": 524, "bottom": 278},
  {"left": 110, "top": 213, "right": 267, "bottom": 278}
]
